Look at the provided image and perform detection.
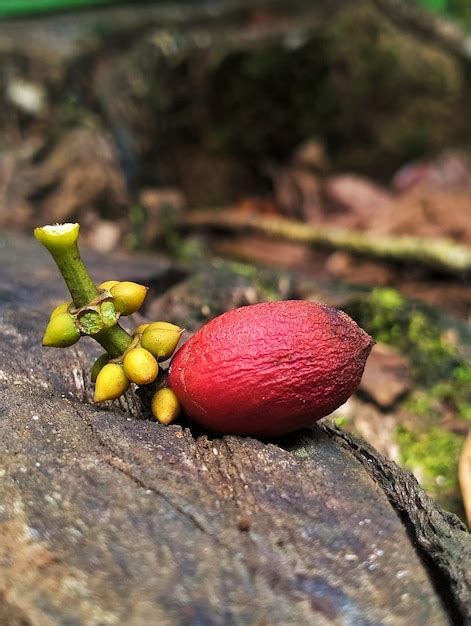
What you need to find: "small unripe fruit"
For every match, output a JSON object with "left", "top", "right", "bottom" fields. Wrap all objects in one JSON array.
[
  {"left": 94, "top": 363, "right": 130, "bottom": 402},
  {"left": 50, "top": 302, "right": 71, "bottom": 319},
  {"left": 42, "top": 312, "right": 80, "bottom": 348},
  {"left": 110, "top": 281, "right": 148, "bottom": 316},
  {"left": 168, "top": 300, "right": 374, "bottom": 437},
  {"left": 91, "top": 353, "right": 110, "bottom": 383},
  {"left": 98, "top": 280, "right": 119, "bottom": 291},
  {"left": 123, "top": 347, "right": 159, "bottom": 385},
  {"left": 141, "top": 323, "right": 183, "bottom": 361},
  {"left": 151, "top": 387, "right": 181, "bottom": 425}
]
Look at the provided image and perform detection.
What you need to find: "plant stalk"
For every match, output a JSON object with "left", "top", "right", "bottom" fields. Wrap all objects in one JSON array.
[{"left": 34, "top": 223, "right": 132, "bottom": 357}]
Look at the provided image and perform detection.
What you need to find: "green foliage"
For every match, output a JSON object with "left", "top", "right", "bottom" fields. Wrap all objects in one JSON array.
[
  {"left": 448, "top": 0, "right": 471, "bottom": 30},
  {"left": 418, "top": 0, "right": 471, "bottom": 30},
  {"left": 0, "top": 0, "right": 118, "bottom": 18},
  {"left": 404, "top": 390, "right": 440, "bottom": 418},
  {"left": 419, "top": 0, "right": 447, "bottom": 11}
]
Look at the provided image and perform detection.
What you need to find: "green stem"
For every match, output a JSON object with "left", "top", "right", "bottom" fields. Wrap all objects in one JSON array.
[
  {"left": 48, "top": 242, "right": 99, "bottom": 308},
  {"left": 34, "top": 223, "right": 132, "bottom": 357},
  {"left": 94, "top": 326, "right": 132, "bottom": 359}
]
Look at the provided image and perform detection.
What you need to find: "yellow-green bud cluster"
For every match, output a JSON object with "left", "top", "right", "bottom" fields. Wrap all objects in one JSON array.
[
  {"left": 43, "top": 274, "right": 183, "bottom": 423},
  {"left": 42, "top": 279, "right": 150, "bottom": 349},
  {"left": 90, "top": 310, "right": 183, "bottom": 415}
]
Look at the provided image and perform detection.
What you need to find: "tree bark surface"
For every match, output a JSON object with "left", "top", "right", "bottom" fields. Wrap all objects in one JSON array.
[{"left": 0, "top": 232, "right": 469, "bottom": 626}]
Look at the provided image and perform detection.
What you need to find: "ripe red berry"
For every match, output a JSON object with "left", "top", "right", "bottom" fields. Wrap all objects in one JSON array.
[{"left": 168, "top": 300, "right": 373, "bottom": 437}]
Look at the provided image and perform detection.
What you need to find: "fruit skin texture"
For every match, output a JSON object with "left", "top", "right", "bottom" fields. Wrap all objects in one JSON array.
[{"left": 168, "top": 300, "right": 374, "bottom": 437}]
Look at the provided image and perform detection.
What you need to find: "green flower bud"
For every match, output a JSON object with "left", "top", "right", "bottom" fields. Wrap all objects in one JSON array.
[
  {"left": 123, "top": 347, "right": 159, "bottom": 385},
  {"left": 77, "top": 310, "right": 103, "bottom": 335},
  {"left": 77, "top": 301, "right": 119, "bottom": 335},
  {"left": 91, "top": 353, "right": 110, "bottom": 383},
  {"left": 110, "top": 281, "right": 148, "bottom": 316},
  {"left": 94, "top": 363, "right": 130, "bottom": 402},
  {"left": 50, "top": 302, "right": 71, "bottom": 320},
  {"left": 42, "top": 311, "right": 80, "bottom": 348},
  {"left": 99, "top": 301, "right": 119, "bottom": 328},
  {"left": 98, "top": 280, "right": 120, "bottom": 291},
  {"left": 151, "top": 387, "right": 181, "bottom": 425},
  {"left": 140, "top": 323, "right": 183, "bottom": 361}
]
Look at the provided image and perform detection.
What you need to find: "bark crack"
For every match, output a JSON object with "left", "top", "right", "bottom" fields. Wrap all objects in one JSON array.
[
  {"left": 102, "top": 455, "right": 214, "bottom": 538},
  {"left": 72, "top": 402, "right": 219, "bottom": 538}
]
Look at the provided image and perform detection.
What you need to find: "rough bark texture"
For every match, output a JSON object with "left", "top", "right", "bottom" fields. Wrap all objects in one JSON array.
[{"left": 0, "top": 232, "right": 470, "bottom": 626}]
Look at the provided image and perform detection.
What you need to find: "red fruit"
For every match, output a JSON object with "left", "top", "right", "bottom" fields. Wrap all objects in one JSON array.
[{"left": 168, "top": 300, "right": 373, "bottom": 437}]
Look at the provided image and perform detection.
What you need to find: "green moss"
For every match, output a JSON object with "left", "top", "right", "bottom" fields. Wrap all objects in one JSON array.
[
  {"left": 458, "top": 403, "right": 471, "bottom": 421},
  {"left": 397, "top": 425, "right": 463, "bottom": 497},
  {"left": 453, "top": 364, "right": 471, "bottom": 421},
  {"left": 332, "top": 415, "right": 349, "bottom": 428},
  {"left": 346, "top": 287, "right": 471, "bottom": 490},
  {"left": 453, "top": 363, "right": 471, "bottom": 385},
  {"left": 346, "top": 287, "right": 462, "bottom": 386},
  {"left": 340, "top": 285, "right": 471, "bottom": 517},
  {"left": 403, "top": 364, "right": 471, "bottom": 426},
  {"left": 404, "top": 391, "right": 440, "bottom": 417}
]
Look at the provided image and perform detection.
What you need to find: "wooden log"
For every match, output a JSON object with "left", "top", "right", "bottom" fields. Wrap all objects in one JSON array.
[{"left": 0, "top": 231, "right": 469, "bottom": 625}]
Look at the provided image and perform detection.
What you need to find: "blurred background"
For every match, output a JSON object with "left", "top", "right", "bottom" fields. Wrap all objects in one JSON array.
[{"left": 0, "top": 0, "right": 469, "bottom": 521}]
